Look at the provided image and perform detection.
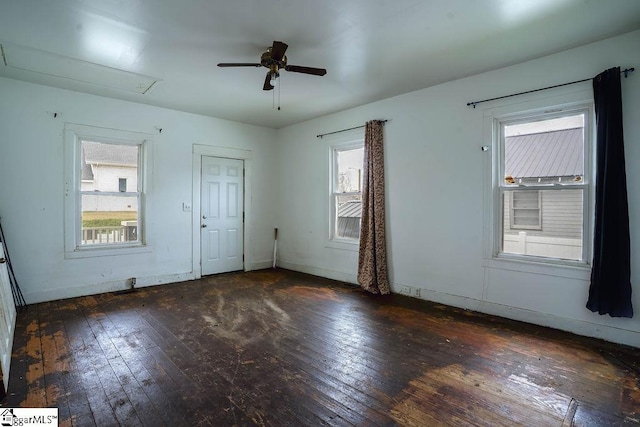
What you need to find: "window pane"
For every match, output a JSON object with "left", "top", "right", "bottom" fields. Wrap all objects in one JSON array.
[
  {"left": 337, "top": 147, "right": 364, "bottom": 193},
  {"left": 503, "top": 189, "right": 583, "bottom": 260},
  {"left": 81, "top": 141, "right": 138, "bottom": 192},
  {"left": 504, "top": 115, "right": 584, "bottom": 185},
  {"left": 81, "top": 195, "right": 138, "bottom": 245},
  {"left": 336, "top": 194, "right": 362, "bottom": 239}
]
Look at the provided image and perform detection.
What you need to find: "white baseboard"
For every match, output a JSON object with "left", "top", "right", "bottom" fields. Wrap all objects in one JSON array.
[
  {"left": 391, "top": 283, "right": 639, "bottom": 348},
  {"left": 24, "top": 271, "right": 196, "bottom": 304},
  {"left": 277, "top": 261, "right": 358, "bottom": 284},
  {"left": 249, "top": 260, "right": 275, "bottom": 271},
  {"left": 475, "top": 300, "right": 640, "bottom": 348},
  {"left": 279, "top": 262, "right": 639, "bottom": 349},
  {"left": 24, "top": 262, "right": 639, "bottom": 348}
]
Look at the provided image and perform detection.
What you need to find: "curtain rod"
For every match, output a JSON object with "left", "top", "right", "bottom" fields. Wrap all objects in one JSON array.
[
  {"left": 316, "top": 119, "right": 388, "bottom": 139},
  {"left": 466, "top": 67, "right": 635, "bottom": 109}
]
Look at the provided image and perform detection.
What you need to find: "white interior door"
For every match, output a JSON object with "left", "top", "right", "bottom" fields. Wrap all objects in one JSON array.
[
  {"left": 0, "top": 244, "right": 16, "bottom": 393},
  {"left": 200, "top": 156, "right": 244, "bottom": 275}
]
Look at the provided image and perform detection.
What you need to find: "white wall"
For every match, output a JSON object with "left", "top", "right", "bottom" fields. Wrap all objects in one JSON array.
[
  {"left": 0, "top": 78, "right": 278, "bottom": 303},
  {"left": 275, "top": 30, "right": 640, "bottom": 348}
]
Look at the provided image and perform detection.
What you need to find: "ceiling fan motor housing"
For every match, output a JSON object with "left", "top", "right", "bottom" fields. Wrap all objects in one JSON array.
[{"left": 261, "top": 49, "right": 287, "bottom": 71}]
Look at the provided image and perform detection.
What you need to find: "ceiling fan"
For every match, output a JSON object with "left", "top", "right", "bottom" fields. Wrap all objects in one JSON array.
[{"left": 217, "top": 41, "right": 327, "bottom": 91}]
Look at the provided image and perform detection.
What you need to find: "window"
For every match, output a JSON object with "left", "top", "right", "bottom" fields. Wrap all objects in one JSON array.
[
  {"left": 64, "top": 124, "right": 151, "bottom": 257},
  {"left": 331, "top": 143, "right": 364, "bottom": 242},
  {"left": 497, "top": 109, "right": 591, "bottom": 263},
  {"left": 80, "top": 141, "right": 139, "bottom": 246}
]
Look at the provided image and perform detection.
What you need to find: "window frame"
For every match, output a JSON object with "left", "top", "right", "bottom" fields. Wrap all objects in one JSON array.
[
  {"left": 329, "top": 140, "right": 364, "bottom": 246},
  {"left": 483, "top": 93, "right": 595, "bottom": 273},
  {"left": 64, "top": 123, "right": 153, "bottom": 258}
]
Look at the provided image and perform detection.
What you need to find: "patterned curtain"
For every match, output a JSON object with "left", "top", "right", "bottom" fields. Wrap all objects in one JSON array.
[{"left": 358, "top": 120, "right": 390, "bottom": 294}]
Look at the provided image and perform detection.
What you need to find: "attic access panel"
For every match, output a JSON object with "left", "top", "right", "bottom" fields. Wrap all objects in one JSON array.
[{"left": 1, "top": 43, "right": 159, "bottom": 94}]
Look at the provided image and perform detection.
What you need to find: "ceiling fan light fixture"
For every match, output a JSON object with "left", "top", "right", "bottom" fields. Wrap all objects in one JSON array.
[{"left": 269, "top": 71, "right": 279, "bottom": 86}]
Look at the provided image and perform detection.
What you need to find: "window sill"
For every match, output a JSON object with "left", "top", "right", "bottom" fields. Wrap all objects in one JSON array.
[
  {"left": 484, "top": 254, "right": 591, "bottom": 281},
  {"left": 64, "top": 244, "right": 152, "bottom": 259},
  {"left": 326, "top": 238, "right": 360, "bottom": 251}
]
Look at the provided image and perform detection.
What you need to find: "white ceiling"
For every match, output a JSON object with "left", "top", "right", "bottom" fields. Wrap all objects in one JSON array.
[{"left": 1, "top": 0, "right": 639, "bottom": 128}]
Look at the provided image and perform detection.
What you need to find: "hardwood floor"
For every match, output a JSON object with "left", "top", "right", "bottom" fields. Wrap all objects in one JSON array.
[{"left": 1, "top": 269, "right": 639, "bottom": 426}]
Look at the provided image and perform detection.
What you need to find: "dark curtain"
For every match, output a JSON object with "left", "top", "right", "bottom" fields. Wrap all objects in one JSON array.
[
  {"left": 358, "top": 120, "right": 390, "bottom": 294},
  {"left": 586, "top": 67, "right": 633, "bottom": 318}
]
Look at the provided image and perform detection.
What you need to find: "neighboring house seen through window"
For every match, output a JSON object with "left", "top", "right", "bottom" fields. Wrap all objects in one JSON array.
[
  {"left": 498, "top": 110, "right": 590, "bottom": 262},
  {"left": 509, "top": 190, "right": 541, "bottom": 230}
]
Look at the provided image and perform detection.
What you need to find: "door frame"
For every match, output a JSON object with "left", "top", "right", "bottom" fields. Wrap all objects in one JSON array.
[{"left": 192, "top": 144, "right": 252, "bottom": 279}]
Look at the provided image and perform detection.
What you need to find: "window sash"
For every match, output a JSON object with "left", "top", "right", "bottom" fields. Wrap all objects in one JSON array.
[
  {"left": 80, "top": 191, "right": 140, "bottom": 197},
  {"left": 499, "top": 186, "right": 588, "bottom": 262},
  {"left": 331, "top": 191, "right": 361, "bottom": 197},
  {"left": 332, "top": 147, "right": 364, "bottom": 192},
  {"left": 331, "top": 193, "right": 362, "bottom": 241},
  {"left": 78, "top": 196, "right": 142, "bottom": 249},
  {"left": 79, "top": 194, "right": 141, "bottom": 247},
  {"left": 333, "top": 193, "right": 363, "bottom": 240}
]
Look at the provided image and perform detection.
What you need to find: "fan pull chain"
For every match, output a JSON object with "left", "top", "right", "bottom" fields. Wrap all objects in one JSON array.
[{"left": 272, "top": 79, "right": 281, "bottom": 111}]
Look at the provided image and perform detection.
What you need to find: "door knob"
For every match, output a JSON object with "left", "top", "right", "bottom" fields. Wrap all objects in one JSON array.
[
  {"left": 0, "top": 258, "right": 5, "bottom": 264},
  {"left": 202, "top": 224, "right": 207, "bottom": 228},
  {"left": 202, "top": 215, "right": 207, "bottom": 219}
]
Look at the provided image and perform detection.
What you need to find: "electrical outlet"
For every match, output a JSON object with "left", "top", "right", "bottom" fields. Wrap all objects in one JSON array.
[
  {"left": 183, "top": 202, "right": 192, "bottom": 212},
  {"left": 399, "top": 285, "right": 411, "bottom": 295}
]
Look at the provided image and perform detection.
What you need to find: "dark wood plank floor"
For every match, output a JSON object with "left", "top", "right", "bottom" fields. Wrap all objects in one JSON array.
[{"left": 1, "top": 269, "right": 639, "bottom": 426}]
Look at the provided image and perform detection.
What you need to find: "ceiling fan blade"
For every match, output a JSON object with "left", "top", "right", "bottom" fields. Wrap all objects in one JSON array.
[
  {"left": 217, "top": 63, "right": 262, "bottom": 67},
  {"left": 271, "top": 41, "right": 288, "bottom": 61},
  {"left": 263, "top": 73, "right": 274, "bottom": 91},
  {"left": 284, "top": 65, "right": 327, "bottom": 76}
]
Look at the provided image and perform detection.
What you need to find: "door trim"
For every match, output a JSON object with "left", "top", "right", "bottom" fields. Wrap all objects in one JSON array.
[{"left": 192, "top": 144, "right": 253, "bottom": 279}]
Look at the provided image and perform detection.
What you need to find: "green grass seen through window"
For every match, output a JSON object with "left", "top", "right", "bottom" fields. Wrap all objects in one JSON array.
[{"left": 82, "top": 211, "right": 137, "bottom": 228}]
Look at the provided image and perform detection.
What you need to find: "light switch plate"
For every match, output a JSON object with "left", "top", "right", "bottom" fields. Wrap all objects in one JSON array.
[{"left": 183, "top": 202, "right": 192, "bottom": 212}]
